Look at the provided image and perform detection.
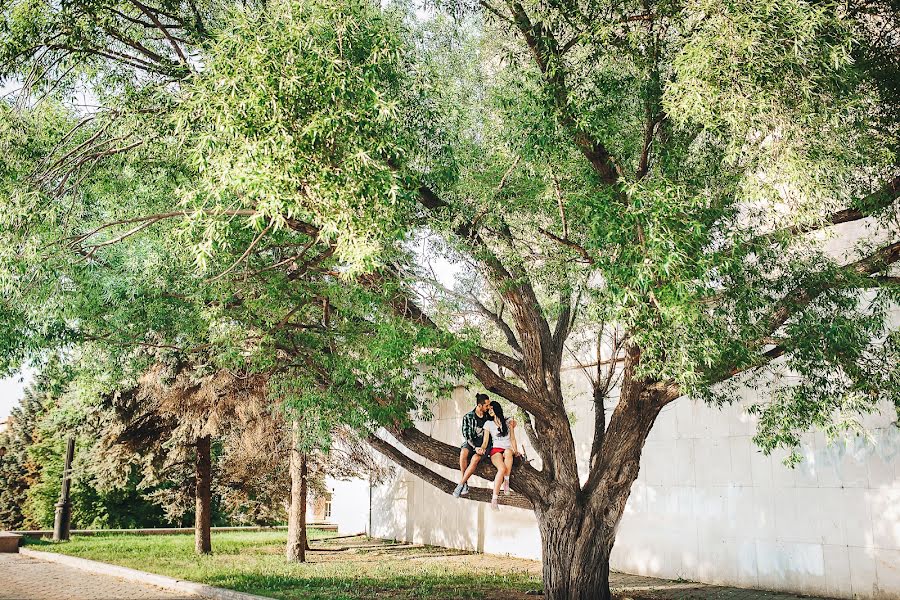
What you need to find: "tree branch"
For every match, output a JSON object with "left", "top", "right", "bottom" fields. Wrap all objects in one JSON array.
[
  {"left": 392, "top": 425, "right": 545, "bottom": 492},
  {"left": 552, "top": 287, "right": 573, "bottom": 352},
  {"left": 506, "top": 1, "right": 623, "bottom": 186},
  {"left": 385, "top": 286, "right": 551, "bottom": 420},
  {"left": 765, "top": 174, "right": 900, "bottom": 242},
  {"left": 479, "top": 0, "right": 515, "bottom": 25},
  {"left": 472, "top": 298, "right": 523, "bottom": 355},
  {"left": 129, "top": 0, "right": 190, "bottom": 66},
  {"left": 367, "top": 434, "right": 533, "bottom": 509},
  {"left": 478, "top": 346, "right": 525, "bottom": 378},
  {"left": 518, "top": 411, "right": 548, "bottom": 467},
  {"left": 411, "top": 271, "right": 523, "bottom": 356},
  {"left": 707, "top": 239, "right": 900, "bottom": 386},
  {"left": 64, "top": 209, "right": 270, "bottom": 247},
  {"left": 764, "top": 240, "right": 900, "bottom": 338},
  {"left": 414, "top": 186, "right": 560, "bottom": 408},
  {"left": 636, "top": 112, "right": 665, "bottom": 179},
  {"left": 206, "top": 222, "right": 274, "bottom": 282},
  {"left": 537, "top": 227, "right": 594, "bottom": 264}
]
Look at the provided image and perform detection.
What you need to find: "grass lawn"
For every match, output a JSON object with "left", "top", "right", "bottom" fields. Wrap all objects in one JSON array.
[{"left": 24, "top": 530, "right": 544, "bottom": 600}]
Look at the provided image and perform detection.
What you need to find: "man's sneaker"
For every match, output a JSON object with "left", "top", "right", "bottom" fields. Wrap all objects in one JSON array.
[
  {"left": 452, "top": 483, "right": 464, "bottom": 498},
  {"left": 461, "top": 483, "right": 470, "bottom": 496},
  {"left": 503, "top": 477, "right": 510, "bottom": 495},
  {"left": 491, "top": 495, "right": 499, "bottom": 511}
]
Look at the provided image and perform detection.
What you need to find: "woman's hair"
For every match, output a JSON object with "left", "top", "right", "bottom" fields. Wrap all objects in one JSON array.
[{"left": 490, "top": 401, "right": 508, "bottom": 437}]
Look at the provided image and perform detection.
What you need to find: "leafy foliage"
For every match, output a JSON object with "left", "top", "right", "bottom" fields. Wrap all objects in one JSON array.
[{"left": 0, "top": 3, "right": 897, "bottom": 590}]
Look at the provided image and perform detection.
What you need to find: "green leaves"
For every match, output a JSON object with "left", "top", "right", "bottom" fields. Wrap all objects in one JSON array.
[
  {"left": 0, "top": 0, "right": 897, "bottom": 469},
  {"left": 175, "top": 0, "right": 420, "bottom": 274},
  {"left": 666, "top": 0, "right": 854, "bottom": 131}
]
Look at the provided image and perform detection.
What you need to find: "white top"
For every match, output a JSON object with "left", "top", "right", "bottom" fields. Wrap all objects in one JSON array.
[{"left": 484, "top": 419, "right": 511, "bottom": 450}]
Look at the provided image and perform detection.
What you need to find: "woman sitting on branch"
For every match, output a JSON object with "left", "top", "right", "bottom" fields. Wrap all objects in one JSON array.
[{"left": 480, "top": 400, "right": 519, "bottom": 510}]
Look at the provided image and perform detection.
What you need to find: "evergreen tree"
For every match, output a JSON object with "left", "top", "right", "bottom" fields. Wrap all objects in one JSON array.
[{"left": 0, "top": 377, "right": 47, "bottom": 529}]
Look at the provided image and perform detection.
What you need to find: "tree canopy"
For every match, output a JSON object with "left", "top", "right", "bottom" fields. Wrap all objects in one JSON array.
[{"left": 0, "top": 0, "right": 897, "bottom": 597}]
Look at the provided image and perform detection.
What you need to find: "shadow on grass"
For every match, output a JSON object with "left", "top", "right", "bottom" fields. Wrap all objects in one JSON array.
[{"left": 207, "top": 571, "right": 543, "bottom": 600}]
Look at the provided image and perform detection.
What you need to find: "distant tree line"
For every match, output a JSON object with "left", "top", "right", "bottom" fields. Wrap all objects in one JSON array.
[{"left": 0, "top": 359, "right": 384, "bottom": 556}]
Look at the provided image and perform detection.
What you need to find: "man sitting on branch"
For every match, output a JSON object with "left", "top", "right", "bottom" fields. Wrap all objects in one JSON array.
[{"left": 453, "top": 392, "right": 492, "bottom": 498}]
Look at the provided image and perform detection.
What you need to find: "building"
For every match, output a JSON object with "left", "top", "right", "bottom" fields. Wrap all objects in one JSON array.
[
  {"left": 308, "top": 493, "right": 332, "bottom": 523},
  {"left": 329, "top": 371, "right": 900, "bottom": 599}
]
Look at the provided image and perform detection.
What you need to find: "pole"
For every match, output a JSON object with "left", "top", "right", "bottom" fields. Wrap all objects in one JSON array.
[{"left": 53, "top": 436, "right": 75, "bottom": 542}]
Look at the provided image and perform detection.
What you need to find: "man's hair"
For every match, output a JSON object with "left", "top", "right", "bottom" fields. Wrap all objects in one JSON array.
[{"left": 475, "top": 392, "right": 489, "bottom": 406}]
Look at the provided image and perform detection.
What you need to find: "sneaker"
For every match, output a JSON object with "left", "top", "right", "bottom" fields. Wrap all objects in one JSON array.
[
  {"left": 461, "top": 483, "right": 470, "bottom": 496},
  {"left": 452, "top": 483, "right": 464, "bottom": 498},
  {"left": 491, "top": 495, "right": 499, "bottom": 511},
  {"left": 503, "top": 477, "right": 510, "bottom": 495}
]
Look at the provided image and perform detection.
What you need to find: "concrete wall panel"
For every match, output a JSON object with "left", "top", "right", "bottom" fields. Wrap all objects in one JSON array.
[{"left": 330, "top": 376, "right": 900, "bottom": 599}]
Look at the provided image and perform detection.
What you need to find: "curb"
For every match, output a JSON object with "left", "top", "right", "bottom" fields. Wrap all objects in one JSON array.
[{"left": 19, "top": 547, "right": 275, "bottom": 600}]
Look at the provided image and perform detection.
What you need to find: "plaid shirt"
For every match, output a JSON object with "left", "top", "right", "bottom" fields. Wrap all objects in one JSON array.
[{"left": 461, "top": 410, "right": 487, "bottom": 447}]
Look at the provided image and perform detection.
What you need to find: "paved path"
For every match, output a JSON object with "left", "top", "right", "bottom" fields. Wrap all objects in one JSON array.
[
  {"left": 610, "top": 571, "right": 829, "bottom": 600},
  {"left": 0, "top": 553, "right": 195, "bottom": 600}
]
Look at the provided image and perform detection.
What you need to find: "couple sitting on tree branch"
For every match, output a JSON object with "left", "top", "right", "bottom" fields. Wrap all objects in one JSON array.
[{"left": 453, "top": 393, "right": 521, "bottom": 510}]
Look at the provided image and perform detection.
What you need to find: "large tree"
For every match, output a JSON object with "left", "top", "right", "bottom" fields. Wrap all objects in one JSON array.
[{"left": 1, "top": 1, "right": 899, "bottom": 599}]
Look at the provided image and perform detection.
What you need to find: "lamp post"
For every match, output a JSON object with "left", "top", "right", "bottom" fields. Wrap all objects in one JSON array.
[{"left": 53, "top": 436, "right": 75, "bottom": 542}]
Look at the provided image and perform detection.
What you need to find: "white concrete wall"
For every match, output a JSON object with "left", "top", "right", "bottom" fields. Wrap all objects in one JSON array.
[
  {"left": 617, "top": 393, "right": 900, "bottom": 599},
  {"left": 323, "top": 477, "right": 370, "bottom": 534},
  {"left": 329, "top": 376, "right": 900, "bottom": 599}
]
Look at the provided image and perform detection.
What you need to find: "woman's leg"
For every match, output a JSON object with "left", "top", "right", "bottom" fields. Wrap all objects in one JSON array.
[
  {"left": 503, "top": 449, "right": 514, "bottom": 492},
  {"left": 490, "top": 452, "right": 506, "bottom": 500}
]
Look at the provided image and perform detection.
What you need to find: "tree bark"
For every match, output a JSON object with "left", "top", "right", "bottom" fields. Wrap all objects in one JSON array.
[
  {"left": 194, "top": 435, "right": 212, "bottom": 555},
  {"left": 286, "top": 421, "right": 308, "bottom": 563},
  {"left": 533, "top": 498, "right": 616, "bottom": 600}
]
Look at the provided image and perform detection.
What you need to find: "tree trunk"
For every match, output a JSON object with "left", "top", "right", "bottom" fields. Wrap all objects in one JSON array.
[
  {"left": 286, "top": 422, "right": 308, "bottom": 563},
  {"left": 535, "top": 361, "right": 659, "bottom": 600},
  {"left": 194, "top": 435, "right": 212, "bottom": 555},
  {"left": 534, "top": 497, "right": 616, "bottom": 600}
]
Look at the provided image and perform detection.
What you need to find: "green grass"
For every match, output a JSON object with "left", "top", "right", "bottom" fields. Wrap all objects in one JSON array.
[{"left": 24, "top": 530, "right": 542, "bottom": 599}]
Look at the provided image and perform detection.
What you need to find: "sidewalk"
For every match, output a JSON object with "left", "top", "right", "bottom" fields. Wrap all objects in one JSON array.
[
  {"left": 610, "top": 571, "right": 826, "bottom": 600},
  {"left": 0, "top": 553, "right": 195, "bottom": 600}
]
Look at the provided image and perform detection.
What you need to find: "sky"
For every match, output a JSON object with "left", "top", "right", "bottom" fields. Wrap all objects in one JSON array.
[{"left": 0, "top": 371, "right": 31, "bottom": 419}]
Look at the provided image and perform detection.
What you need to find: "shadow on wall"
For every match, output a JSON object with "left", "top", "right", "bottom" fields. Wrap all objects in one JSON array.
[
  {"left": 370, "top": 468, "right": 408, "bottom": 541},
  {"left": 367, "top": 373, "right": 899, "bottom": 599},
  {"left": 613, "top": 401, "right": 900, "bottom": 600},
  {"left": 370, "top": 461, "right": 486, "bottom": 552}
]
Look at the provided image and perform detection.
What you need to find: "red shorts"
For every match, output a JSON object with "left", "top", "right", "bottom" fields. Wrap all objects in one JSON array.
[{"left": 489, "top": 448, "right": 507, "bottom": 456}]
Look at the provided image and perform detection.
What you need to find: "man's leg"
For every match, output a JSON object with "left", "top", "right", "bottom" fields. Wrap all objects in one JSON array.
[
  {"left": 454, "top": 451, "right": 484, "bottom": 497},
  {"left": 461, "top": 452, "right": 482, "bottom": 483},
  {"left": 454, "top": 446, "right": 472, "bottom": 497},
  {"left": 458, "top": 447, "right": 470, "bottom": 482}
]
